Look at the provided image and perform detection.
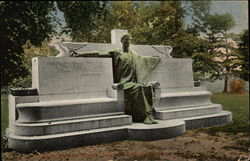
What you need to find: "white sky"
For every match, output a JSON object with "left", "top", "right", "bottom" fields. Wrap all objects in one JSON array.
[{"left": 210, "top": 1, "right": 248, "bottom": 33}]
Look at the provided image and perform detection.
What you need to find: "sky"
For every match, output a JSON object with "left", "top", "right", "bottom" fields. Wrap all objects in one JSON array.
[
  {"left": 210, "top": 1, "right": 248, "bottom": 33},
  {"left": 183, "top": 1, "right": 248, "bottom": 34},
  {"left": 54, "top": 1, "right": 248, "bottom": 42}
]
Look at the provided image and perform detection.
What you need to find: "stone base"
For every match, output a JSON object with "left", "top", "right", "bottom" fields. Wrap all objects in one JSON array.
[
  {"left": 8, "top": 111, "right": 232, "bottom": 152},
  {"left": 11, "top": 114, "right": 132, "bottom": 136},
  {"left": 155, "top": 104, "right": 222, "bottom": 120},
  {"left": 184, "top": 110, "right": 232, "bottom": 130}
]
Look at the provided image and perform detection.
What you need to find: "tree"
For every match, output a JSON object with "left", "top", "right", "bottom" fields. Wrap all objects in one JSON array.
[
  {"left": 203, "top": 13, "right": 236, "bottom": 92},
  {"left": 185, "top": 0, "right": 212, "bottom": 36},
  {"left": 0, "top": 1, "right": 57, "bottom": 87},
  {"left": 237, "top": 29, "right": 249, "bottom": 81},
  {"left": 57, "top": 1, "right": 138, "bottom": 43},
  {"left": 131, "top": 1, "right": 186, "bottom": 45},
  {"left": 186, "top": 2, "right": 239, "bottom": 92},
  {"left": 92, "top": 1, "right": 137, "bottom": 43},
  {"left": 163, "top": 31, "right": 213, "bottom": 80},
  {"left": 108, "top": 1, "right": 136, "bottom": 30},
  {"left": 57, "top": 1, "right": 108, "bottom": 42}
]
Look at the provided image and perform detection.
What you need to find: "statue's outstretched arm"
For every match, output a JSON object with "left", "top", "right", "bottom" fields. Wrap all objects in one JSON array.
[{"left": 72, "top": 51, "right": 112, "bottom": 58}]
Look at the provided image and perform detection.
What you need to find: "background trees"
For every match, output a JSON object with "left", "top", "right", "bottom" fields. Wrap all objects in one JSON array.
[
  {"left": 0, "top": 1, "right": 57, "bottom": 87},
  {"left": 184, "top": 1, "right": 241, "bottom": 92},
  {"left": 202, "top": 13, "right": 236, "bottom": 92},
  {"left": 1, "top": 1, "right": 248, "bottom": 93},
  {"left": 237, "top": 29, "right": 249, "bottom": 81},
  {"left": 131, "top": 1, "right": 186, "bottom": 45},
  {"left": 57, "top": 1, "right": 109, "bottom": 42}
]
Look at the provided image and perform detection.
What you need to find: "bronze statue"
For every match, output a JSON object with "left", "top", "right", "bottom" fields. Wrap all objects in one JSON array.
[{"left": 72, "top": 34, "right": 160, "bottom": 124}]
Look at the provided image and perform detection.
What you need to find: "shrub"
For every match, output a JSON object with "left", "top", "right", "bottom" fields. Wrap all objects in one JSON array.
[
  {"left": 10, "top": 75, "right": 32, "bottom": 89},
  {"left": 229, "top": 78, "right": 246, "bottom": 93}
]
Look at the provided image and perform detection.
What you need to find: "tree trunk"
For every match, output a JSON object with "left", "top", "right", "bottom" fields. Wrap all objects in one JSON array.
[
  {"left": 223, "top": 75, "right": 229, "bottom": 93},
  {"left": 223, "top": 31, "right": 229, "bottom": 93}
]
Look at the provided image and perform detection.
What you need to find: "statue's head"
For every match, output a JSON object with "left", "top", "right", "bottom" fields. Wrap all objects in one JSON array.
[{"left": 121, "top": 34, "right": 132, "bottom": 52}]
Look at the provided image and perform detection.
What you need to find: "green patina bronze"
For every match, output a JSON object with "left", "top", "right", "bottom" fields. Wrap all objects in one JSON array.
[{"left": 72, "top": 34, "right": 160, "bottom": 124}]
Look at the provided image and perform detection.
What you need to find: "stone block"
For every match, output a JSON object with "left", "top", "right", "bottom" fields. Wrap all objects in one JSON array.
[
  {"left": 157, "top": 90, "right": 212, "bottom": 110},
  {"left": 32, "top": 57, "right": 113, "bottom": 100},
  {"left": 156, "top": 104, "right": 222, "bottom": 120},
  {"left": 184, "top": 111, "right": 232, "bottom": 129},
  {"left": 13, "top": 115, "right": 132, "bottom": 136},
  {"left": 148, "top": 59, "right": 194, "bottom": 89},
  {"left": 16, "top": 98, "right": 123, "bottom": 123}
]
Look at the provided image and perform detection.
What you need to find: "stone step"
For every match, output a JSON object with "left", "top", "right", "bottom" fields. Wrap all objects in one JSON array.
[
  {"left": 8, "top": 119, "right": 186, "bottom": 152},
  {"left": 16, "top": 98, "right": 123, "bottom": 123},
  {"left": 156, "top": 90, "right": 212, "bottom": 110},
  {"left": 182, "top": 110, "right": 232, "bottom": 130},
  {"left": 155, "top": 104, "right": 222, "bottom": 120},
  {"left": 12, "top": 114, "right": 132, "bottom": 136},
  {"left": 8, "top": 110, "right": 232, "bottom": 153}
]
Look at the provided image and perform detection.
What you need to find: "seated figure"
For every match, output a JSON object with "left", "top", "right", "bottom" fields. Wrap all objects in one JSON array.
[{"left": 72, "top": 34, "right": 160, "bottom": 124}]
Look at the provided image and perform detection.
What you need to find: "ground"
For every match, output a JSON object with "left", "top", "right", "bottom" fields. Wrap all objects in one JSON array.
[{"left": 2, "top": 131, "right": 249, "bottom": 161}]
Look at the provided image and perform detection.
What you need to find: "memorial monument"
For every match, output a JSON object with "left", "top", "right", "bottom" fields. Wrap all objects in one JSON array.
[{"left": 7, "top": 29, "right": 232, "bottom": 152}]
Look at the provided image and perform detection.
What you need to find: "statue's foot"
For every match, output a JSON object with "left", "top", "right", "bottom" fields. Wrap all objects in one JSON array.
[
  {"left": 143, "top": 117, "right": 158, "bottom": 124},
  {"left": 150, "top": 117, "right": 158, "bottom": 124}
]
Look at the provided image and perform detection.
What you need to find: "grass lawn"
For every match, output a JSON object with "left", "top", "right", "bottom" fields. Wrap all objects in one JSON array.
[{"left": 203, "top": 92, "right": 249, "bottom": 135}]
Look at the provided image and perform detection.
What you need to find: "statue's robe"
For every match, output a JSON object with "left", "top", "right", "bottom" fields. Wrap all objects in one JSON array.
[{"left": 73, "top": 49, "right": 160, "bottom": 124}]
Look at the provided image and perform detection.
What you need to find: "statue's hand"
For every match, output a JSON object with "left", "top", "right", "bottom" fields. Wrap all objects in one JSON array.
[
  {"left": 112, "top": 84, "right": 124, "bottom": 90},
  {"left": 149, "top": 82, "right": 160, "bottom": 88},
  {"left": 70, "top": 51, "right": 77, "bottom": 57},
  {"left": 55, "top": 42, "right": 71, "bottom": 57}
]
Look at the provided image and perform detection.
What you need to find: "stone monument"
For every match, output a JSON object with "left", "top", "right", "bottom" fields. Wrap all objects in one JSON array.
[{"left": 7, "top": 29, "right": 232, "bottom": 152}]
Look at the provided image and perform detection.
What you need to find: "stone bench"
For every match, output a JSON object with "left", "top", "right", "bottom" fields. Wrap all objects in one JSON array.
[
  {"left": 144, "top": 58, "right": 229, "bottom": 124},
  {"left": 8, "top": 57, "right": 132, "bottom": 150}
]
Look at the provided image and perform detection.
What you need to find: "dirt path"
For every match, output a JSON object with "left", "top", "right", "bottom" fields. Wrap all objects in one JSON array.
[{"left": 2, "top": 131, "right": 249, "bottom": 161}]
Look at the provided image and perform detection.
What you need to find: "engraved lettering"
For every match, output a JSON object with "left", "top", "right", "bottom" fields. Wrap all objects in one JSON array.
[{"left": 46, "top": 60, "right": 106, "bottom": 74}]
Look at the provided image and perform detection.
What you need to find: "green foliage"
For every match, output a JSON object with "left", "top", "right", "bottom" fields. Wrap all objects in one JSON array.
[
  {"left": 197, "top": 12, "right": 236, "bottom": 92},
  {"left": 57, "top": 1, "right": 108, "bottom": 42},
  {"left": 11, "top": 41, "right": 57, "bottom": 89},
  {"left": 227, "top": 32, "right": 241, "bottom": 42},
  {"left": 108, "top": 1, "right": 136, "bottom": 30},
  {"left": 90, "top": 1, "right": 137, "bottom": 43},
  {"left": 22, "top": 40, "right": 57, "bottom": 70},
  {"left": 186, "top": 0, "right": 212, "bottom": 35},
  {"left": 131, "top": 1, "right": 186, "bottom": 45},
  {"left": 164, "top": 32, "right": 211, "bottom": 57},
  {"left": 1, "top": 94, "right": 8, "bottom": 136},
  {"left": 0, "top": 1, "right": 58, "bottom": 87},
  {"left": 204, "top": 13, "right": 235, "bottom": 36},
  {"left": 237, "top": 29, "right": 249, "bottom": 81},
  {"left": 186, "top": 2, "right": 239, "bottom": 88},
  {"left": 159, "top": 31, "right": 213, "bottom": 80}
]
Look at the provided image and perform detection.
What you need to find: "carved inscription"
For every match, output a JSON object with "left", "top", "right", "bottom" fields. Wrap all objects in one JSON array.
[
  {"left": 46, "top": 60, "right": 106, "bottom": 74},
  {"left": 155, "top": 61, "right": 189, "bottom": 73}
]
